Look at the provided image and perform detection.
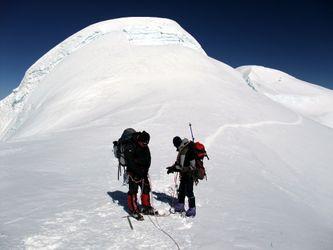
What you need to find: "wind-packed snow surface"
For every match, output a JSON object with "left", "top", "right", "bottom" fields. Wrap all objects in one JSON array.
[{"left": 1, "top": 17, "right": 333, "bottom": 250}]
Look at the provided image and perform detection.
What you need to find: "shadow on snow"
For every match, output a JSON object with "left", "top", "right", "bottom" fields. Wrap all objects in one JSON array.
[
  {"left": 106, "top": 190, "right": 176, "bottom": 212},
  {"left": 107, "top": 190, "right": 130, "bottom": 213},
  {"left": 152, "top": 191, "right": 176, "bottom": 206}
]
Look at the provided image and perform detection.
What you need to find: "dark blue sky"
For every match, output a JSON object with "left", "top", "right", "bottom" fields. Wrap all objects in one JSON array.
[{"left": 1, "top": 0, "right": 333, "bottom": 99}]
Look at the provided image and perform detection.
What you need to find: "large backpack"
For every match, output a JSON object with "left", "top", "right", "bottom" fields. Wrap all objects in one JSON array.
[
  {"left": 113, "top": 128, "right": 136, "bottom": 180},
  {"left": 192, "top": 141, "right": 209, "bottom": 182}
]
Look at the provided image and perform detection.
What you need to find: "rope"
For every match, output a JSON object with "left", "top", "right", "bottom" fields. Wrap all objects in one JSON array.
[
  {"left": 128, "top": 174, "right": 144, "bottom": 184},
  {"left": 147, "top": 175, "right": 180, "bottom": 249},
  {"left": 169, "top": 173, "right": 179, "bottom": 213},
  {"left": 147, "top": 215, "right": 181, "bottom": 250}
]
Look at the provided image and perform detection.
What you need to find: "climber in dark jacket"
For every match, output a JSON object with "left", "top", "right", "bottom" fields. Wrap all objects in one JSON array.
[
  {"left": 124, "top": 131, "right": 154, "bottom": 218},
  {"left": 167, "top": 136, "right": 197, "bottom": 217}
]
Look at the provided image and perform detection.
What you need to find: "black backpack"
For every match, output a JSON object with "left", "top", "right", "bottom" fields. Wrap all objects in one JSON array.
[{"left": 113, "top": 128, "right": 136, "bottom": 167}]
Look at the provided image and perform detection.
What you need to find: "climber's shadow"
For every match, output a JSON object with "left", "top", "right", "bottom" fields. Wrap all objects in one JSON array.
[
  {"left": 107, "top": 190, "right": 176, "bottom": 212},
  {"left": 107, "top": 191, "right": 129, "bottom": 213},
  {"left": 152, "top": 191, "right": 176, "bottom": 206}
]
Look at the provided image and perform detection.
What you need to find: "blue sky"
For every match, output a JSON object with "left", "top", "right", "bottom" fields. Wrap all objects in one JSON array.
[{"left": 1, "top": 0, "right": 332, "bottom": 100}]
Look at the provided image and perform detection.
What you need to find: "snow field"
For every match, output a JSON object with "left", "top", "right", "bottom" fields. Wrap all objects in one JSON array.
[{"left": 1, "top": 17, "right": 333, "bottom": 249}]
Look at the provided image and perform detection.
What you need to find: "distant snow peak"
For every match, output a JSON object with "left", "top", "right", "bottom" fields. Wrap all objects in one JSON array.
[
  {"left": 236, "top": 65, "right": 333, "bottom": 128},
  {"left": 237, "top": 65, "right": 291, "bottom": 91}
]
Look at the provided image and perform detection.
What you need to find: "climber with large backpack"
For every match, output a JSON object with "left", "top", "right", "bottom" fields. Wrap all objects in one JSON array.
[
  {"left": 166, "top": 124, "right": 208, "bottom": 217},
  {"left": 113, "top": 128, "right": 136, "bottom": 184},
  {"left": 113, "top": 129, "right": 155, "bottom": 220},
  {"left": 167, "top": 136, "right": 197, "bottom": 217}
]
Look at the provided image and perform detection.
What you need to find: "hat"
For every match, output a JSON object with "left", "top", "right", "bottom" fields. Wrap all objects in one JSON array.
[{"left": 173, "top": 136, "right": 182, "bottom": 148}]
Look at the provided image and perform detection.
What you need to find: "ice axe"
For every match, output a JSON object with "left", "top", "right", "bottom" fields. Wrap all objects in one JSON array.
[
  {"left": 189, "top": 122, "right": 195, "bottom": 141},
  {"left": 189, "top": 122, "right": 210, "bottom": 160}
]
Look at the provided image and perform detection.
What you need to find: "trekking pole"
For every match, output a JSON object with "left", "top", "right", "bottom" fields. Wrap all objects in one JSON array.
[
  {"left": 189, "top": 123, "right": 195, "bottom": 141},
  {"left": 126, "top": 216, "right": 134, "bottom": 230},
  {"left": 118, "top": 163, "right": 122, "bottom": 180}
]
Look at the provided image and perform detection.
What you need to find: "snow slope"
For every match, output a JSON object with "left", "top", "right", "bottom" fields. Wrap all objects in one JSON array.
[
  {"left": 237, "top": 65, "right": 333, "bottom": 128},
  {"left": 0, "top": 17, "right": 205, "bottom": 140},
  {"left": 1, "top": 17, "right": 333, "bottom": 250}
]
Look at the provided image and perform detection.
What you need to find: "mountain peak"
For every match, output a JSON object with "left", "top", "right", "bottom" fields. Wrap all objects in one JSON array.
[
  {"left": 0, "top": 17, "right": 206, "bottom": 139},
  {"left": 86, "top": 17, "right": 205, "bottom": 53}
]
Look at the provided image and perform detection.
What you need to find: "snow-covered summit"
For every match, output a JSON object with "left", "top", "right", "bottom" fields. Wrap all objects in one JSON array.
[
  {"left": 237, "top": 65, "right": 333, "bottom": 128},
  {"left": 0, "top": 17, "right": 206, "bottom": 139}
]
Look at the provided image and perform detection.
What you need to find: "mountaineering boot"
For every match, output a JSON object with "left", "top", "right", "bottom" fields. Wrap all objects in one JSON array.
[
  {"left": 141, "top": 206, "right": 156, "bottom": 215},
  {"left": 140, "top": 193, "right": 155, "bottom": 215},
  {"left": 131, "top": 211, "right": 144, "bottom": 221},
  {"left": 174, "top": 202, "right": 185, "bottom": 213},
  {"left": 186, "top": 207, "right": 196, "bottom": 217}
]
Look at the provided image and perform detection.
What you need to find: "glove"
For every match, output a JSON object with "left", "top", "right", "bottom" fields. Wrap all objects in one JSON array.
[
  {"left": 166, "top": 166, "right": 176, "bottom": 174},
  {"left": 166, "top": 165, "right": 182, "bottom": 174},
  {"left": 174, "top": 165, "right": 181, "bottom": 171}
]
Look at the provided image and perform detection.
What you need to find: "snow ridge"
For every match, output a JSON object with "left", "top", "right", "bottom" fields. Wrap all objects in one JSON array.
[
  {"left": 236, "top": 65, "right": 333, "bottom": 128},
  {"left": 205, "top": 114, "right": 303, "bottom": 148},
  {"left": 0, "top": 17, "right": 206, "bottom": 140}
]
